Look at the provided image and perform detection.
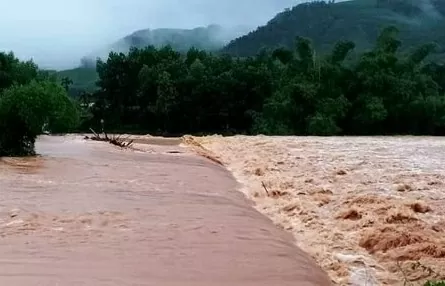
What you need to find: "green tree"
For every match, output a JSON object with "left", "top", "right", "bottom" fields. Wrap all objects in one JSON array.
[
  {"left": 61, "top": 76, "right": 73, "bottom": 92},
  {"left": 0, "top": 52, "right": 38, "bottom": 91},
  {"left": 0, "top": 50, "right": 80, "bottom": 158},
  {"left": 0, "top": 80, "right": 79, "bottom": 156}
]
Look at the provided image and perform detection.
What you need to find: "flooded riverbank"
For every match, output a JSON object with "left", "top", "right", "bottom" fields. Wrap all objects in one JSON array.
[
  {"left": 187, "top": 135, "right": 445, "bottom": 285},
  {"left": 0, "top": 135, "right": 331, "bottom": 286}
]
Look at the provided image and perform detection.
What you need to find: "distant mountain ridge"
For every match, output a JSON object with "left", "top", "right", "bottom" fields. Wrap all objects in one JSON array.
[
  {"left": 221, "top": 0, "right": 445, "bottom": 60},
  {"left": 86, "top": 24, "right": 252, "bottom": 61}
]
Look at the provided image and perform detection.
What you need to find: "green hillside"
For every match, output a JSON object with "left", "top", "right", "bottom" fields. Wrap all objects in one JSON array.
[
  {"left": 56, "top": 67, "right": 98, "bottom": 96},
  {"left": 222, "top": 0, "right": 445, "bottom": 60}
]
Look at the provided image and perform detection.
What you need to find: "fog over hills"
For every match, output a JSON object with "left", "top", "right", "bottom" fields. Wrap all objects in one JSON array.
[
  {"left": 85, "top": 24, "right": 253, "bottom": 62},
  {"left": 0, "top": 0, "right": 297, "bottom": 70}
]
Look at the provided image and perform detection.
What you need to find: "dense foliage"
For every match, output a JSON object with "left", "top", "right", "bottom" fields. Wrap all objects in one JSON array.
[
  {"left": 57, "top": 25, "right": 252, "bottom": 97},
  {"left": 222, "top": 0, "right": 445, "bottom": 60},
  {"left": 82, "top": 26, "right": 445, "bottom": 136},
  {"left": 87, "top": 45, "right": 272, "bottom": 134},
  {"left": 0, "top": 52, "right": 79, "bottom": 156}
]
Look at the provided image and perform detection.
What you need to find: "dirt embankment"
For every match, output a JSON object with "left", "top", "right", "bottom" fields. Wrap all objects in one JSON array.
[{"left": 182, "top": 135, "right": 445, "bottom": 285}]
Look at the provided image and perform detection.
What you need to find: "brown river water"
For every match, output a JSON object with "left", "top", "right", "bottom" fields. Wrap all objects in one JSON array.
[{"left": 0, "top": 135, "right": 331, "bottom": 286}]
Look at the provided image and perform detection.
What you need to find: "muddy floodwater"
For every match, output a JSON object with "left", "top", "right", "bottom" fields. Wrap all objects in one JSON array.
[
  {"left": 0, "top": 136, "right": 331, "bottom": 286},
  {"left": 190, "top": 135, "right": 445, "bottom": 285}
]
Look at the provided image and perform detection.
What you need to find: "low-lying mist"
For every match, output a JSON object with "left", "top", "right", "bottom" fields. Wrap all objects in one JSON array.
[
  {"left": 0, "top": 0, "right": 297, "bottom": 70},
  {"left": 84, "top": 24, "right": 254, "bottom": 65}
]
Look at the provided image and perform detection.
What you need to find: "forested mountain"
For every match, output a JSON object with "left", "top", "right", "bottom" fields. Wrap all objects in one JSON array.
[
  {"left": 56, "top": 67, "right": 99, "bottom": 95},
  {"left": 222, "top": 0, "right": 445, "bottom": 60}
]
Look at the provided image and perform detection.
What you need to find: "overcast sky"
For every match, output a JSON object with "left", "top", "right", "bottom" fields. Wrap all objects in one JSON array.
[{"left": 0, "top": 0, "right": 298, "bottom": 70}]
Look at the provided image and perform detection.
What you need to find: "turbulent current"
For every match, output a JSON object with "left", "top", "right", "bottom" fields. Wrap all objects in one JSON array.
[{"left": 0, "top": 135, "right": 331, "bottom": 286}]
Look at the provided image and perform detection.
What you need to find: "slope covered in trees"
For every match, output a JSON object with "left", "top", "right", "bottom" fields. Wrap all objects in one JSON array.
[
  {"left": 222, "top": 0, "right": 445, "bottom": 60},
  {"left": 80, "top": 26, "right": 445, "bottom": 136},
  {"left": 55, "top": 67, "right": 99, "bottom": 96}
]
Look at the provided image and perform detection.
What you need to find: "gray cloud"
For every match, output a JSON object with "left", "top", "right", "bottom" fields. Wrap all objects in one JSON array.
[{"left": 0, "top": 0, "right": 298, "bottom": 70}]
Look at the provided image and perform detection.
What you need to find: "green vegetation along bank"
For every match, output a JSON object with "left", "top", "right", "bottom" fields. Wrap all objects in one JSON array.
[
  {"left": 0, "top": 52, "right": 79, "bottom": 156},
  {"left": 79, "top": 26, "right": 445, "bottom": 137},
  {"left": 3, "top": 25, "right": 445, "bottom": 158}
]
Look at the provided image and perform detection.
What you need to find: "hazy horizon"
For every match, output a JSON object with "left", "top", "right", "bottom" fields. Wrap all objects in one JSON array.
[{"left": 0, "top": 0, "right": 298, "bottom": 70}]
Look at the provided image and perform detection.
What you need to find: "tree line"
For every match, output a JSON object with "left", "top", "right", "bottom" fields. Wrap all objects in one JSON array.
[
  {"left": 2, "top": 25, "right": 445, "bottom": 156},
  {"left": 84, "top": 26, "right": 445, "bottom": 136}
]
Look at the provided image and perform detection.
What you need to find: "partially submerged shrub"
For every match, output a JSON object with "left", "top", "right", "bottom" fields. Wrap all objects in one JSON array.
[{"left": 0, "top": 80, "right": 79, "bottom": 156}]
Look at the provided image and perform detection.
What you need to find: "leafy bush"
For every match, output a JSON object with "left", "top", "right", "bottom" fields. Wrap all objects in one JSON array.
[{"left": 0, "top": 80, "right": 79, "bottom": 156}]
